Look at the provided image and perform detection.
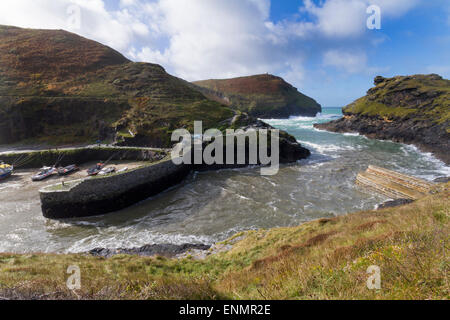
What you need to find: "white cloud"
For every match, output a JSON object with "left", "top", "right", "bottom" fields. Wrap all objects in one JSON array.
[
  {"left": 0, "top": 0, "right": 422, "bottom": 84},
  {"left": 127, "top": 0, "right": 291, "bottom": 81},
  {"left": 301, "top": 0, "right": 368, "bottom": 38},
  {"left": 323, "top": 50, "right": 368, "bottom": 73},
  {"left": 370, "top": 0, "right": 420, "bottom": 17},
  {"left": 0, "top": 0, "right": 146, "bottom": 51},
  {"left": 296, "top": 0, "right": 420, "bottom": 38}
]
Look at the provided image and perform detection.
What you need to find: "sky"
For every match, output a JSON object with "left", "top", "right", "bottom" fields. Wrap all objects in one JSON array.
[{"left": 0, "top": 0, "right": 449, "bottom": 106}]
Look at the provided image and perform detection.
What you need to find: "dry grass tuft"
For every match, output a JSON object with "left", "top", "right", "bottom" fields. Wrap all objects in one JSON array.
[{"left": 354, "top": 220, "right": 388, "bottom": 232}]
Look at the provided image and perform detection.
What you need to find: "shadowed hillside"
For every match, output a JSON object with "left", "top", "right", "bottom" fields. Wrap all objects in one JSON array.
[
  {"left": 0, "top": 25, "right": 235, "bottom": 147},
  {"left": 193, "top": 74, "right": 322, "bottom": 118}
]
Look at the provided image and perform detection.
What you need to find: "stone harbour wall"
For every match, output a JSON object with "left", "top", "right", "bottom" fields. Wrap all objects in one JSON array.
[{"left": 40, "top": 158, "right": 191, "bottom": 219}]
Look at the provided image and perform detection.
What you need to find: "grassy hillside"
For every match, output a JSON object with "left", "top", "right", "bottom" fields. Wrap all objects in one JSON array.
[
  {"left": 315, "top": 74, "right": 450, "bottom": 164},
  {"left": 0, "top": 25, "right": 235, "bottom": 147},
  {"left": 344, "top": 74, "right": 450, "bottom": 126},
  {"left": 1, "top": 183, "right": 448, "bottom": 300},
  {"left": 193, "top": 74, "right": 321, "bottom": 118}
]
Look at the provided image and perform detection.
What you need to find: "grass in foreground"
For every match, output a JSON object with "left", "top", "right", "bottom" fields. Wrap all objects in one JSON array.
[{"left": 0, "top": 185, "right": 448, "bottom": 300}]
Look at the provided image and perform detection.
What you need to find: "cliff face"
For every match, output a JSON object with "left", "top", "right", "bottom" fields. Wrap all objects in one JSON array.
[
  {"left": 192, "top": 74, "right": 322, "bottom": 118},
  {"left": 0, "top": 25, "right": 311, "bottom": 163},
  {"left": 0, "top": 25, "right": 234, "bottom": 147},
  {"left": 315, "top": 74, "right": 450, "bottom": 164}
]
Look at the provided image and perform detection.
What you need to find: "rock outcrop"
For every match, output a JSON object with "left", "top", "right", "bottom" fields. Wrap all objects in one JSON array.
[
  {"left": 315, "top": 74, "right": 450, "bottom": 164},
  {"left": 377, "top": 199, "right": 414, "bottom": 210},
  {"left": 192, "top": 74, "right": 322, "bottom": 118},
  {"left": 89, "top": 243, "right": 211, "bottom": 258},
  {"left": 434, "top": 177, "right": 450, "bottom": 183}
]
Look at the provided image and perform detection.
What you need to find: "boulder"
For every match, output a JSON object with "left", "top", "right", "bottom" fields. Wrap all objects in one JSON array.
[{"left": 377, "top": 199, "right": 414, "bottom": 210}]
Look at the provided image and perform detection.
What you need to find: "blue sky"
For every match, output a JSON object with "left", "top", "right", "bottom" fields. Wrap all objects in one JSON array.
[{"left": 0, "top": 0, "right": 449, "bottom": 106}]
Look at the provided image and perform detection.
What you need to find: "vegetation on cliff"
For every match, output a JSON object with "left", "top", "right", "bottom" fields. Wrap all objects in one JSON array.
[
  {"left": 315, "top": 74, "right": 450, "bottom": 164},
  {"left": 193, "top": 74, "right": 322, "bottom": 118},
  {"left": 345, "top": 74, "right": 449, "bottom": 124},
  {"left": 0, "top": 25, "right": 236, "bottom": 147},
  {"left": 1, "top": 183, "right": 448, "bottom": 300}
]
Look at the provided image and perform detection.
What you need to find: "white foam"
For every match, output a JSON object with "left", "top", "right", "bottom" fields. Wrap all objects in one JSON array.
[
  {"left": 65, "top": 231, "right": 215, "bottom": 253},
  {"left": 400, "top": 144, "right": 450, "bottom": 179},
  {"left": 342, "top": 132, "right": 361, "bottom": 137},
  {"left": 288, "top": 115, "right": 319, "bottom": 121},
  {"left": 263, "top": 112, "right": 341, "bottom": 124},
  {"left": 299, "top": 140, "right": 358, "bottom": 153}
]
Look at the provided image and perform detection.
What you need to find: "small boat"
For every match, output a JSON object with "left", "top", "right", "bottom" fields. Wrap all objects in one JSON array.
[
  {"left": 117, "top": 167, "right": 129, "bottom": 174},
  {"left": 0, "top": 162, "right": 13, "bottom": 181},
  {"left": 58, "top": 164, "right": 79, "bottom": 176},
  {"left": 98, "top": 167, "right": 116, "bottom": 176},
  {"left": 32, "top": 167, "right": 57, "bottom": 181},
  {"left": 87, "top": 163, "right": 104, "bottom": 176}
]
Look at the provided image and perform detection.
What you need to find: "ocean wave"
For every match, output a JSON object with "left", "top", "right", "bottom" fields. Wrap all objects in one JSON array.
[
  {"left": 399, "top": 144, "right": 450, "bottom": 179},
  {"left": 299, "top": 140, "right": 359, "bottom": 154},
  {"left": 263, "top": 112, "right": 341, "bottom": 123},
  {"left": 65, "top": 232, "right": 215, "bottom": 253},
  {"left": 315, "top": 113, "right": 342, "bottom": 120},
  {"left": 288, "top": 112, "right": 342, "bottom": 121},
  {"left": 342, "top": 132, "right": 361, "bottom": 137},
  {"left": 288, "top": 115, "right": 319, "bottom": 121}
]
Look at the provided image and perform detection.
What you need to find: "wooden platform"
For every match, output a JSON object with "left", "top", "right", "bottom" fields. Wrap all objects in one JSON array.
[{"left": 356, "top": 165, "right": 434, "bottom": 200}]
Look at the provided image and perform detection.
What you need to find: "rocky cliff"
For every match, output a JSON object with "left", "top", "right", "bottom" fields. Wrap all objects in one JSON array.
[
  {"left": 315, "top": 74, "right": 450, "bottom": 164},
  {"left": 192, "top": 74, "right": 322, "bottom": 118},
  {"left": 0, "top": 25, "right": 235, "bottom": 147},
  {"left": 0, "top": 25, "right": 310, "bottom": 163}
]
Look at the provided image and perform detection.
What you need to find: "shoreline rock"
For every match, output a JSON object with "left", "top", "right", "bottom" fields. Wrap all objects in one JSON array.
[
  {"left": 315, "top": 115, "right": 449, "bottom": 164},
  {"left": 89, "top": 243, "right": 211, "bottom": 258},
  {"left": 377, "top": 198, "right": 414, "bottom": 210},
  {"left": 434, "top": 176, "right": 450, "bottom": 183},
  {"left": 314, "top": 74, "right": 450, "bottom": 165}
]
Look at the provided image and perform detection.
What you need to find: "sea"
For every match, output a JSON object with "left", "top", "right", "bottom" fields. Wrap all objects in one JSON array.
[{"left": 0, "top": 107, "right": 448, "bottom": 253}]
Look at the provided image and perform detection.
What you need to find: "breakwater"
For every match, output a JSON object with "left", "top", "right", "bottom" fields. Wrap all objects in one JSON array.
[
  {"left": 40, "top": 158, "right": 191, "bottom": 219},
  {"left": 38, "top": 131, "right": 310, "bottom": 219}
]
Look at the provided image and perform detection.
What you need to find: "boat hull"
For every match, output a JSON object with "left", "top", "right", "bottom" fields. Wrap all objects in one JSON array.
[
  {"left": 58, "top": 165, "right": 79, "bottom": 176},
  {"left": 32, "top": 174, "right": 53, "bottom": 181},
  {"left": 0, "top": 171, "right": 12, "bottom": 180},
  {"left": 32, "top": 168, "right": 56, "bottom": 181},
  {"left": 0, "top": 164, "right": 13, "bottom": 181}
]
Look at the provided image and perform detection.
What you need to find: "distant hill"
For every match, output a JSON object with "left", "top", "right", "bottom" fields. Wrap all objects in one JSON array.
[
  {"left": 0, "top": 25, "right": 235, "bottom": 147},
  {"left": 192, "top": 74, "right": 321, "bottom": 118},
  {"left": 315, "top": 74, "right": 450, "bottom": 164}
]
